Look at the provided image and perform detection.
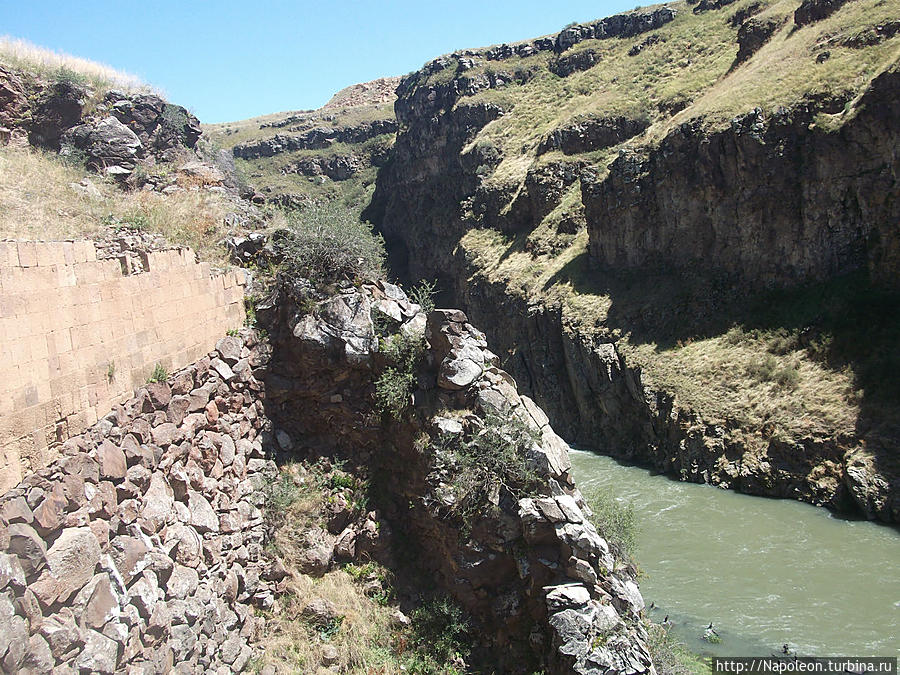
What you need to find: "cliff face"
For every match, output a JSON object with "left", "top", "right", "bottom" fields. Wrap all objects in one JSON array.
[
  {"left": 583, "top": 67, "right": 900, "bottom": 288},
  {"left": 363, "top": 0, "right": 900, "bottom": 521},
  {"left": 0, "top": 279, "right": 653, "bottom": 673}
]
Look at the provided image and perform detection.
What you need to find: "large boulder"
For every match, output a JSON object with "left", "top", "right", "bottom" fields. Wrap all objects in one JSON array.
[
  {"left": 61, "top": 116, "right": 142, "bottom": 174},
  {"left": 28, "top": 80, "right": 85, "bottom": 149}
]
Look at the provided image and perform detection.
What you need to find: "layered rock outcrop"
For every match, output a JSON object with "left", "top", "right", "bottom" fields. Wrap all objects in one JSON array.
[
  {"left": 582, "top": 66, "right": 900, "bottom": 289},
  {"left": 262, "top": 280, "right": 654, "bottom": 674},
  {"left": 231, "top": 119, "right": 398, "bottom": 160}
]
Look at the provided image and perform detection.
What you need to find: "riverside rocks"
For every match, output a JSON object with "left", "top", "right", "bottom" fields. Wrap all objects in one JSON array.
[{"left": 0, "top": 331, "right": 274, "bottom": 673}]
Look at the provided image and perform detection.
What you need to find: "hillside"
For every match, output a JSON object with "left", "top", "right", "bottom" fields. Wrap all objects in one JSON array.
[
  {"left": 356, "top": 0, "right": 899, "bottom": 520},
  {"left": 203, "top": 77, "right": 400, "bottom": 212}
]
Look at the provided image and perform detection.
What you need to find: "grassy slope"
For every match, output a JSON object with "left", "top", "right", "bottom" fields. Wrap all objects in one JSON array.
[
  {"left": 204, "top": 94, "right": 397, "bottom": 213},
  {"left": 0, "top": 147, "right": 236, "bottom": 265},
  {"left": 421, "top": 0, "right": 900, "bottom": 453}
]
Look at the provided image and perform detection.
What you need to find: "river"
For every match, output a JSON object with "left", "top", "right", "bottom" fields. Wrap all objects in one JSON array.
[{"left": 568, "top": 450, "right": 900, "bottom": 658}]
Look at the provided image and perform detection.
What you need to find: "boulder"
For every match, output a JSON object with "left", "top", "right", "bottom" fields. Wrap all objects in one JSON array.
[
  {"left": 73, "top": 628, "right": 119, "bottom": 674},
  {"left": 7, "top": 522, "right": 47, "bottom": 577},
  {"left": 140, "top": 473, "right": 174, "bottom": 531},
  {"left": 187, "top": 491, "right": 219, "bottom": 533},
  {"left": 45, "top": 527, "right": 101, "bottom": 601}
]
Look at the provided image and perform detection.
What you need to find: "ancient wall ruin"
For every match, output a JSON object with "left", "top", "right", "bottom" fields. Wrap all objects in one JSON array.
[
  {"left": 0, "top": 333, "right": 279, "bottom": 673},
  {"left": 0, "top": 240, "right": 245, "bottom": 492}
]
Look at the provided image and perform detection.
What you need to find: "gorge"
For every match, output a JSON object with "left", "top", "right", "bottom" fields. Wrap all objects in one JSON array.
[{"left": 1, "top": 0, "right": 899, "bottom": 671}]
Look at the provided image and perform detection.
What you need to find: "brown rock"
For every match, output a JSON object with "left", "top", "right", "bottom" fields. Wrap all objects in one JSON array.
[
  {"left": 145, "top": 382, "right": 172, "bottom": 409},
  {"left": 7, "top": 522, "right": 47, "bottom": 577},
  {"left": 205, "top": 400, "right": 220, "bottom": 424},
  {"left": 98, "top": 440, "right": 127, "bottom": 480},
  {"left": 29, "top": 571, "right": 61, "bottom": 608},
  {"left": 39, "top": 608, "right": 83, "bottom": 659},
  {"left": 1, "top": 614, "right": 27, "bottom": 672},
  {"left": 89, "top": 519, "right": 110, "bottom": 550},
  {"left": 188, "top": 387, "right": 210, "bottom": 412},
  {"left": 140, "top": 473, "right": 174, "bottom": 532},
  {"left": 0, "top": 496, "right": 34, "bottom": 524},
  {"left": 215, "top": 336, "right": 243, "bottom": 364},
  {"left": 32, "top": 484, "right": 67, "bottom": 532},
  {"left": 73, "top": 628, "right": 119, "bottom": 674},
  {"left": 296, "top": 527, "right": 335, "bottom": 577},
  {"left": 187, "top": 491, "right": 219, "bottom": 533},
  {"left": 167, "top": 395, "right": 191, "bottom": 425},
  {"left": 45, "top": 527, "right": 101, "bottom": 602},
  {"left": 170, "top": 370, "right": 194, "bottom": 396},
  {"left": 15, "top": 588, "right": 42, "bottom": 633},
  {"left": 78, "top": 573, "right": 118, "bottom": 629},
  {"left": 21, "top": 633, "right": 54, "bottom": 674},
  {"left": 166, "top": 564, "right": 199, "bottom": 599},
  {"left": 301, "top": 597, "right": 341, "bottom": 627},
  {"left": 110, "top": 536, "right": 149, "bottom": 584},
  {"left": 0, "top": 552, "right": 26, "bottom": 590},
  {"left": 164, "top": 522, "right": 203, "bottom": 568},
  {"left": 150, "top": 422, "right": 180, "bottom": 447}
]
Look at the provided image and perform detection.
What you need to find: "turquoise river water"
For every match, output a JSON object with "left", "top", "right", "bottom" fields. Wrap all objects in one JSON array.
[{"left": 569, "top": 450, "right": 900, "bottom": 658}]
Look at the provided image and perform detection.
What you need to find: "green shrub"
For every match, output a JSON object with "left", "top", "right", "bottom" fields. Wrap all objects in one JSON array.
[
  {"left": 407, "top": 597, "right": 470, "bottom": 668},
  {"left": 161, "top": 103, "right": 189, "bottom": 130},
  {"left": 146, "top": 363, "right": 167, "bottom": 383},
  {"left": 275, "top": 203, "right": 386, "bottom": 284},
  {"left": 408, "top": 278, "right": 437, "bottom": 314},
  {"left": 375, "top": 331, "right": 426, "bottom": 419},
  {"left": 445, "top": 412, "right": 543, "bottom": 529},
  {"left": 53, "top": 66, "right": 88, "bottom": 88},
  {"left": 583, "top": 486, "right": 638, "bottom": 559},
  {"left": 375, "top": 367, "right": 416, "bottom": 419}
]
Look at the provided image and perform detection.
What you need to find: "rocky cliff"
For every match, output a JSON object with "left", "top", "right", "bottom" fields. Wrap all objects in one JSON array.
[
  {"left": 363, "top": 0, "right": 900, "bottom": 521},
  {"left": 0, "top": 276, "right": 654, "bottom": 673},
  {"left": 260, "top": 279, "right": 654, "bottom": 674}
]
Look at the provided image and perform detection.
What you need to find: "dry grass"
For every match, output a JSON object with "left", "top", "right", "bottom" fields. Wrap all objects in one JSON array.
[
  {"left": 620, "top": 334, "right": 858, "bottom": 441},
  {"left": 458, "top": 224, "right": 866, "bottom": 450},
  {"left": 0, "top": 36, "right": 154, "bottom": 94},
  {"left": 260, "top": 569, "right": 404, "bottom": 674},
  {"left": 426, "top": 0, "right": 900, "bottom": 186},
  {"left": 0, "top": 146, "right": 232, "bottom": 265}
]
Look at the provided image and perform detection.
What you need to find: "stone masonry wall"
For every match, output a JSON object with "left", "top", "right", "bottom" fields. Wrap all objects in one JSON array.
[
  {"left": 0, "top": 331, "right": 282, "bottom": 674},
  {"left": 0, "top": 240, "right": 246, "bottom": 492}
]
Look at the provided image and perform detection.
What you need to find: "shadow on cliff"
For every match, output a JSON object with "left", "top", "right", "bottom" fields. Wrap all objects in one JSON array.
[{"left": 545, "top": 253, "right": 900, "bottom": 492}]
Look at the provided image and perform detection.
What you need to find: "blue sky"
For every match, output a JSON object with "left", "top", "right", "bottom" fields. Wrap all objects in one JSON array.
[{"left": 5, "top": 0, "right": 636, "bottom": 124}]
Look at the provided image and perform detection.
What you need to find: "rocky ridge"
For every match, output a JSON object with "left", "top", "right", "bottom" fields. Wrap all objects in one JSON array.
[
  {"left": 0, "top": 65, "right": 201, "bottom": 176},
  {"left": 260, "top": 279, "right": 654, "bottom": 673}
]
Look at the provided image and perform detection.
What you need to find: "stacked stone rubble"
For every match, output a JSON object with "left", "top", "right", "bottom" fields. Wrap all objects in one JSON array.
[{"left": 0, "top": 332, "right": 281, "bottom": 674}]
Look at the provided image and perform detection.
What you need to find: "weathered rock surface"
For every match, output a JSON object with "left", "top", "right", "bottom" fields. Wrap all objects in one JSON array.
[
  {"left": 232, "top": 119, "right": 398, "bottom": 160},
  {"left": 364, "top": 25, "right": 900, "bottom": 523},
  {"left": 582, "top": 67, "right": 899, "bottom": 288}
]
